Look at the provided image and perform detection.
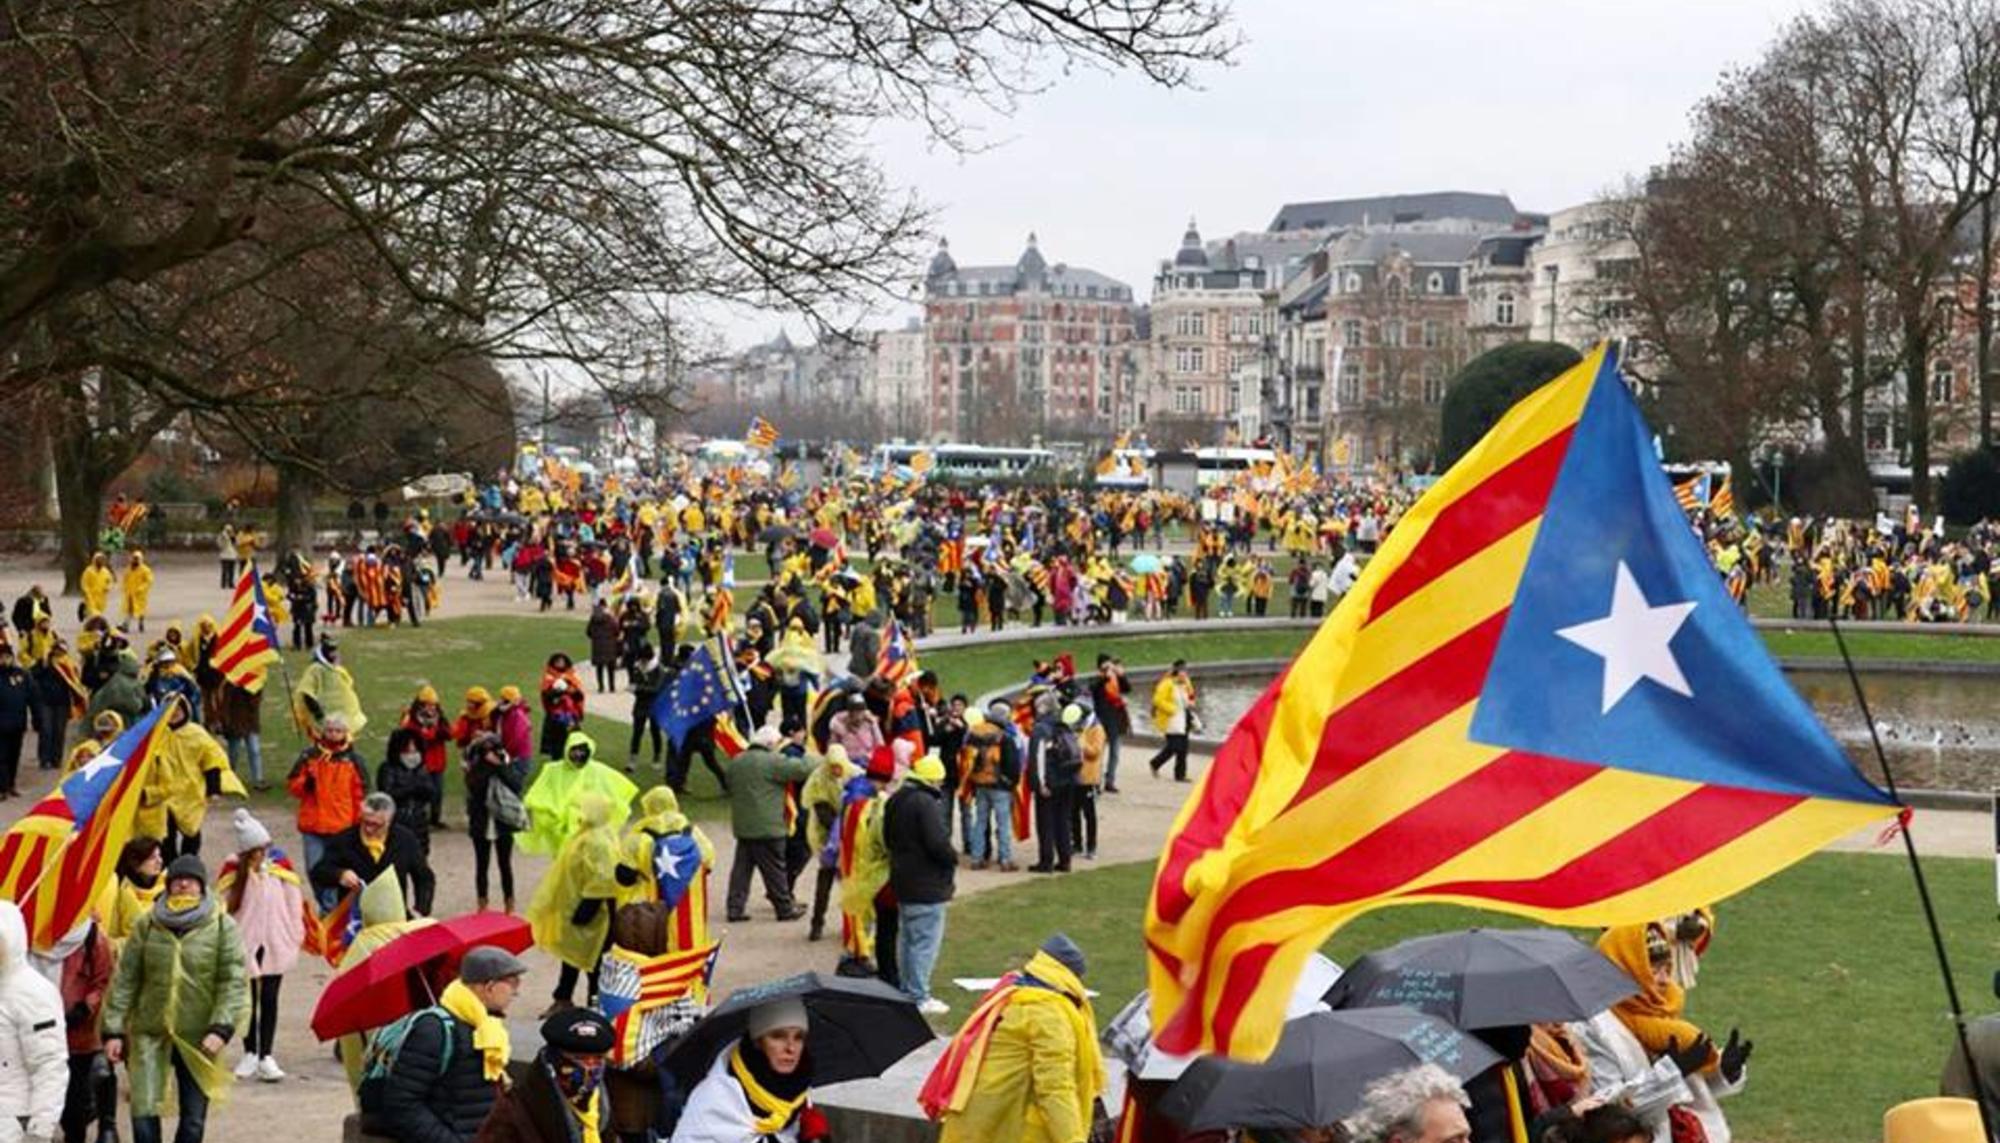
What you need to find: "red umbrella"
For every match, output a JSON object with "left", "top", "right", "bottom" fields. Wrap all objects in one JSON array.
[
  {"left": 310, "top": 912, "right": 531, "bottom": 1041},
  {"left": 809, "top": 527, "right": 838, "bottom": 549}
]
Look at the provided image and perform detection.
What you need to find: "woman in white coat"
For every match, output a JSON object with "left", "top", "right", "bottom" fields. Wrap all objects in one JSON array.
[
  {"left": 670, "top": 999, "right": 826, "bottom": 1143},
  {"left": 0, "top": 900, "right": 70, "bottom": 1143}
]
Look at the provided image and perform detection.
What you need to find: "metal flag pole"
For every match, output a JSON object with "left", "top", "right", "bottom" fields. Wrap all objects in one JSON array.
[{"left": 1826, "top": 610, "right": 1992, "bottom": 1135}]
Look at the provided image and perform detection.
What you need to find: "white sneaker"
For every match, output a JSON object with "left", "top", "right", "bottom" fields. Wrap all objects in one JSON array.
[
  {"left": 256, "top": 1056, "right": 286, "bottom": 1082},
  {"left": 918, "top": 998, "right": 950, "bottom": 1017},
  {"left": 233, "top": 1053, "right": 260, "bottom": 1080}
]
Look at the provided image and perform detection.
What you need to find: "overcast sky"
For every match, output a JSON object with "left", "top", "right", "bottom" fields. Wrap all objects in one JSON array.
[{"left": 711, "top": 0, "right": 1814, "bottom": 350}]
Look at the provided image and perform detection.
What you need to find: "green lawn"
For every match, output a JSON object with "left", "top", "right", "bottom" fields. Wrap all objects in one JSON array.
[{"left": 937, "top": 853, "right": 2000, "bottom": 1143}]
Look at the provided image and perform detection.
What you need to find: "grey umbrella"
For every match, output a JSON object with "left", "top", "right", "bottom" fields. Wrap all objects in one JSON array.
[
  {"left": 1156, "top": 1006, "right": 1502, "bottom": 1132},
  {"left": 1324, "top": 927, "right": 1638, "bottom": 1030}
]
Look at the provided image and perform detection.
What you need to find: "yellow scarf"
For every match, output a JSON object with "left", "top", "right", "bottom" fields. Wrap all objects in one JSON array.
[
  {"left": 571, "top": 1087, "right": 601, "bottom": 1143},
  {"left": 729, "top": 1044, "right": 808, "bottom": 1134},
  {"left": 438, "top": 980, "right": 511, "bottom": 1083},
  {"left": 165, "top": 894, "right": 198, "bottom": 913}
]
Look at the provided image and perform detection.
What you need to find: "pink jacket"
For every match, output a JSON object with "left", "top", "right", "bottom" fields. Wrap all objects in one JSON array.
[
  {"left": 497, "top": 702, "right": 534, "bottom": 761},
  {"left": 223, "top": 857, "right": 307, "bottom": 979}
]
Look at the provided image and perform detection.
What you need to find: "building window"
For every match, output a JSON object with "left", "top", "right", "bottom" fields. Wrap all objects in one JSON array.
[
  {"left": 1342, "top": 319, "right": 1363, "bottom": 348},
  {"left": 1931, "top": 359, "right": 1956, "bottom": 405},
  {"left": 1496, "top": 292, "right": 1516, "bottom": 326},
  {"left": 1386, "top": 277, "right": 1404, "bottom": 299},
  {"left": 1427, "top": 272, "right": 1444, "bottom": 294},
  {"left": 1384, "top": 319, "right": 1405, "bottom": 348},
  {"left": 1344, "top": 272, "right": 1362, "bottom": 293},
  {"left": 1423, "top": 364, "right": 1446, "bottom": 405},
  {"left": 1174, "top": 346, "right": 1206, "bottom": 373},
  {"left": 1422, "top": 320, "right": 1440, "bottom": 349},
  {"left": 1173, "top": 386, "right": 1200, "bottom": 414},
  {"left": 1338, "top": 362, "right": 1361, "bottom": 406},
  {"left": 1304, "top": 384, "right": 1322, "bottom": 421}
]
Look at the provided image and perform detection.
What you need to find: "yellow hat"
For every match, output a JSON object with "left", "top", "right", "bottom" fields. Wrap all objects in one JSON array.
[
  {"left": 910, "top": 752, "right": 946, "bottom": 785},
  {"left": 1885, "top": 1098, "right": 1983, "bottom": 1143},
  {"left": 415, "top": 684, "right": 440, "bottom": 705},
  {"left": 498, "top": 685, "right": 523, "bottom": 704},
  {"left": 464, "top": 685, "right": 493, "bottom": 709}
]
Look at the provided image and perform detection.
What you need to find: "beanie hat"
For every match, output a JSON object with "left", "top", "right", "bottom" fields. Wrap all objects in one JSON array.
[
  {"left": 1061, "top": 703, "right": 1085, "bottom": 728},
  {"left": 865, "top": 745, "right": 896, "bottom": 781},
  {"left": 746, "top": 997, "right": 811, "bottom": 1039},
  {"left": 231, "top": 807, "right": 271, "bottom": 854},
  {"left": 1040, "top": 932, "right": 1088, "bottom": 980},
  {"left": 165, "top": 854, "right": 208, "bottom": 891},
  {"left": 498, "top": 685, "right": 524, "bottom": 704},
  {"left": 964, "top": 707, "right": 988, "bottom": 728},
  {"left": 751, "top": 725, "right": 782, "bottom": 749},
  {"left": 415, "top": 684, "right": 439, "bottom": 705},
  {"left": 909, "top": 752, "right": 945, "bottom": 785}
]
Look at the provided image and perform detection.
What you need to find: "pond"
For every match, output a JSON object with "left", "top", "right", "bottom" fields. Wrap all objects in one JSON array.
[{"left": 1187, "top": 666, "right": 2000, "bottom": 793}]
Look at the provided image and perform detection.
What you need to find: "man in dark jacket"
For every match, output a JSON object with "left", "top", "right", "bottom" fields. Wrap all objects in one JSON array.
[
  {"left": 0, "top": 641, "right": 33, "bottom": 797},
  {"left": 376, "top": 946, "right": 526, "bottom": 1143},
  {"left": 310, "top": 793, "right": 435, "bottom": 916},
  {"left": 1088, "top": 655, "right": 1130, "bottom": 793},
  {"left": 1028, "top": 707, "right": 1081, "bottom": 874},
  {"left": 882, "top": 753, "right": 956, "bottom": 1016}
]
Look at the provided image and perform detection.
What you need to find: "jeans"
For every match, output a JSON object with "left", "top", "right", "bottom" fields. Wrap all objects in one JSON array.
[
  {"left": 970, "top": 788, "right": 1012, "bottom": 864},
  {"left": 226, "top": 733, "right": 263, "bottom": 786},
  {"left": 898, "top": 901, "right": 948, "bottom": 1003},
  {"left": 1104, "top": 732, "right": 1122, "bottom": 788},
  {"left": 131, "top": 1051, "right": 208, "bottom": 1143},
  {"left": 301, "top": 833, "right": 335, "bottom": 910}
]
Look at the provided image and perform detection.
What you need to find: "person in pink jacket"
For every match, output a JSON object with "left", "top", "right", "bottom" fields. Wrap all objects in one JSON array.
[
  {"left": 494, "top": 685, "right": 535, "bottom": 763},
  {"left": 215, "top": 809, "right": 308, "bottom": 1084}
]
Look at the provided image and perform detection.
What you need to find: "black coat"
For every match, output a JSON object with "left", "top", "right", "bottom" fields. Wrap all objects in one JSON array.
[
  {"left": 377, "top": 749, "right": 437, "bottom": 839},
  {"left": 883, "top": 782, "right": 956, "bottom": 906},
  {"left": 376, "top": 1007, "right": 499, "bottom": 1143},
  {"left": 0, "top": 667, "right": 31, "bottom": 732},
  {"left": 310, "top": 822, "right": 428, "bottom": 894}
]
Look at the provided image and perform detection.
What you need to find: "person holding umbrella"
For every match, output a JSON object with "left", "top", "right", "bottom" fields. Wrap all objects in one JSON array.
[
  {"left": 921, "top": 933, "right": 1103, "bottom": 1143},
  {"left": 670, "top": 999, "right": 830, "bottom": 1143},
  {"left": 377, "top": 946, "right": 528, "bottom": 1143},
  {"left": 476, "top": 1008, "right": 619, "bottom": 1143}
]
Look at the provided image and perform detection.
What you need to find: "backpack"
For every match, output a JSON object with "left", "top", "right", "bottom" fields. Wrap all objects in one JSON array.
[
  {"left": 965, "top": 736, "right": 1004, "bottom": 788},
  {"left": 485, "top": 767, "right": 529, "bottom": 832},
  {"left": 356, "top": 1006, "right": 454, "bottom": 1118}
]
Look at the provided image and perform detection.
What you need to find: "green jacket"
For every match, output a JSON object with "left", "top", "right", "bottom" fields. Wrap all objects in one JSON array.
[
  {"left": 102, "top": 905, "right": 250, "bottom": 1117},
  {"left": 726, "top": 746, "right": 815, "bottom": 840},
  {"left": 87, "top": 652, "right": 147, "bottom": 726}
]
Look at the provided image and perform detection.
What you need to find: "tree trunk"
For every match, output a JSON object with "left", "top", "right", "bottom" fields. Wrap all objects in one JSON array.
[
  {"left": 1907, "top": 331, "right": 1933, "bottom": 515},
  {"left": 274, "top": 460, "right": 320, "bottom": 560},
  {"left": 49, "top": 427, "right": 106, "bottom": 598}
]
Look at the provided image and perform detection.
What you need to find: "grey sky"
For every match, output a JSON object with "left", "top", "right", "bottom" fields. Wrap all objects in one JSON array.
[{"left": 715, "top": 0, "right": 1810, "bottom": 349}]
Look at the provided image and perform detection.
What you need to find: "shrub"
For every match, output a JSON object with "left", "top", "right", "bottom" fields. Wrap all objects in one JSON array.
[{"left": 1436, "top": 342, "right": 1584, "bottom": 469}]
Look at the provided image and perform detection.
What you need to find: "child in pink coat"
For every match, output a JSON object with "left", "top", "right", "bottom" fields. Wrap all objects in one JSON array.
[{"left": 216, "top": 808, "right": 309, "bottom": 1083}]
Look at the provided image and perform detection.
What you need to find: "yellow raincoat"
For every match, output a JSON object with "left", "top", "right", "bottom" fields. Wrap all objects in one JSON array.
[
  {"left": 294, "top": 654, "right": 366, "bottom": 738},
  {"left": 800, "top": 748, "right": 858, "bottom": 854},
  {"left": 935, "top": 951, "right": 1103, "bottom": 1143},
  {"left": 527, "top": 791, "right": 622, "bottom": 971},
  {"left": 120, "top": 554, "right": 155, "bottom": 623},
  {"left": 617, "top": 787, "right": 715, "bottom": 909},
  {"left": 81, "top": 559, "right": 114, "bottom": 618},
  {"left": 837, "top": 789, "right": 889, "bottom": 963},
  {"left": 137, "top": 718, "right": 239, "bottom": 840}
]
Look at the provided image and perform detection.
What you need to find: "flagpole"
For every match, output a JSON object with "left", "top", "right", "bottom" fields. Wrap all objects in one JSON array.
[{"left": 1826, "top": 611, "right": 1992, "bottom": 1134}]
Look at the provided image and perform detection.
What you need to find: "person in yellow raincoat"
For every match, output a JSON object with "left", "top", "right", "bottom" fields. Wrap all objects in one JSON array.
[
  {"left": 120, "top": 551, "right": 155, "bottom": 632},
  {"left": 519, "top": 730, "right": 637, "bottom": 856},
  {"left": 80, "top": 553, "right": 114, "bottom": 620},
  {"left": 104, "top": 836, "right": 166, "bottom": 948},
  {"left": 526, "top": 790, "right": 625, "bottom": 1015},
  {"left": 293, "top": 634, "right": 366, "bottom": 739},
  {"left": 923, "top": 934, "right": 1103, "bottom": 1143},
  {"left": 64, "top": 710, "right": 124, "bottom": 775},
  {"left": 800, "top": 744, "right": 857, "bottom": 943},
  {"left": 137, "top": 698, "right": 243, "bottom": 860},
  {"left": 618, "top": 787, "right": 716, "bottom": 959},
  {"left": 836, "top": 749, "right": 893, "bottom": 974}
]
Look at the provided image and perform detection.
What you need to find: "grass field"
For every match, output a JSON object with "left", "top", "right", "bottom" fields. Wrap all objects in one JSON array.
[{"left": 934, "top": 852, "right": 2000, "bottom": 1143}]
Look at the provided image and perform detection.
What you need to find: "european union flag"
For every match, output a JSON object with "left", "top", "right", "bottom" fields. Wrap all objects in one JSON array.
[{"left": 655, "top": 639, "right": 738, "bottom": 750}]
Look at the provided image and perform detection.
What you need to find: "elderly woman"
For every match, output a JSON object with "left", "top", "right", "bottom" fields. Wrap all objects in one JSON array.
[{"left": 670, "top": 999, "right": 828, "bottom": 1143}]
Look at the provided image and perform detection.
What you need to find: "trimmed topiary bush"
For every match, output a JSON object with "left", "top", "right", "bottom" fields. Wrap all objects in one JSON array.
[{"left": 1436, "top": 342, "right": 1584, "bottom": 470}]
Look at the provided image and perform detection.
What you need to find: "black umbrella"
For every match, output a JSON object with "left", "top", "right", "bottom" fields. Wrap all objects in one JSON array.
[
  {"left": 1156, "top": 1006, "right": 1502, "bottom": 1132},
  {"left": 664, "top": 973, "right": 934, "bottom": 1087},
  {"left": 1325, "top": 928, "right": 1637, "bottom": 1030},
  {"left": 758, "top": 523, "right": 797, "bottom": 545}
]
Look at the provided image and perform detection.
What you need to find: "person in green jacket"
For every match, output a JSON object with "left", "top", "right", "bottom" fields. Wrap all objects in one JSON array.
[
  {"left": 87, "top": 650, "right": 148, "bottom": 728},
  {"left": 103, "top": 854, "right": 250, "bottom": 1143},
  {"left": 723, "top": 726, "right": 816, "bottom": 923}
]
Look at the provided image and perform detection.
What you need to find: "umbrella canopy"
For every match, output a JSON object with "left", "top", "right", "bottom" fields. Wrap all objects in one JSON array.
[
  {"left": 1325, "top": 928, "right": 1637, "bottom": 1031},
  {"left": 1129, "top": 553, "right": 1163, "bottom": 573},
  {"left": 311, "top": 912, "right": 531, "bottom": 1041},
  {"left": 809, "top": 527, "right": 839, "bottom": 549},
  {"left": 665, "top": 972, "right": 933, "bottom": 1087},
  {"left": 1105, "top": 953, "right": 1343, "bottom": 1083},
  {"left": 1157, "top": 1006, "right": 1501, "bottom": 1132},
  {"left": 757, "top": 524, "right": 797, "bottom": 544}
]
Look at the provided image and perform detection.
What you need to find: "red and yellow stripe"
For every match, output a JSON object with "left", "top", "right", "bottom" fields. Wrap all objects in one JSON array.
[{"left": 1144, "top": 346, "right": 1892, "bottom": 1061}]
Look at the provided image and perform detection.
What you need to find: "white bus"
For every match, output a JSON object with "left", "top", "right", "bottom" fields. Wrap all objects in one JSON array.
[
  {"left": 868, "top": 442, "right": 1055, "bottom": 482},
  {"left": 1193, "top": 446, "right": 1279, "bottom": 489}
]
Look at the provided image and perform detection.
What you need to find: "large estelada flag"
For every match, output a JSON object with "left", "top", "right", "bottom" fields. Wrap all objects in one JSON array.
[
  {"left": 0, "top": 703, "right": 170, "bottom": 949},
  {"left": 212, "top": 566, "right": 283, "bottom": 692},
  {"left": 1144, "top": 345, "right": 1899, "bottom": 1061}
]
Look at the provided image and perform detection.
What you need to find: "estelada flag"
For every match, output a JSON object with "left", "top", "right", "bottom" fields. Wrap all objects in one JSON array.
[{"left": 1145, "top": 345, "right": 1899, "bottom": 1061}]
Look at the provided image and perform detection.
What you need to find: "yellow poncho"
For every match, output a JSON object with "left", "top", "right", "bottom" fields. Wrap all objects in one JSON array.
[
  {"left": 137, "top": 720, "right": 237, "bottom": 839},
  {"left": 81, "top": 562, "right": 114, "bottom": 618},
  {"left": 519, "top": 731, "right": 638, "bottom": 856},
  {"left": 617, "top": 787, "right": 715, "bottom": 909},
  {"left": 121, "top": 557, "right": 155, "bottom": 621},
  {"left": 295, "top": 657, "right": 367, "bottom": 737},
  {"left": 527, "top": 791, "right": 623, "bottom": 970}
]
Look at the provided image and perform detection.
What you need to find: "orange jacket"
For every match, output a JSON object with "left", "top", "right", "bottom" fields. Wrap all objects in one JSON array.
[{"left": 286, "top": 745, "right": 369, "bottom": 836}]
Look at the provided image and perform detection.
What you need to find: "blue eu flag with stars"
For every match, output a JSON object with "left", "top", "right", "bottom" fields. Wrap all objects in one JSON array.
[{"left": 655, "top": 639, "right": 738, "bottom": 749}]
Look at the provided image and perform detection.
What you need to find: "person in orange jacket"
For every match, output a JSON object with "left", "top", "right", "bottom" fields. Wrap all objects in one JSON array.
[{"left": 284, "top": 714, "right": 369, "bottom": 910}]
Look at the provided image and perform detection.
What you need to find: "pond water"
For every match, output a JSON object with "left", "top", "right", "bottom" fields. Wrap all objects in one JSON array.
[{"left": 1188, "top": 667, "right": 2000, "bottom": 792}]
